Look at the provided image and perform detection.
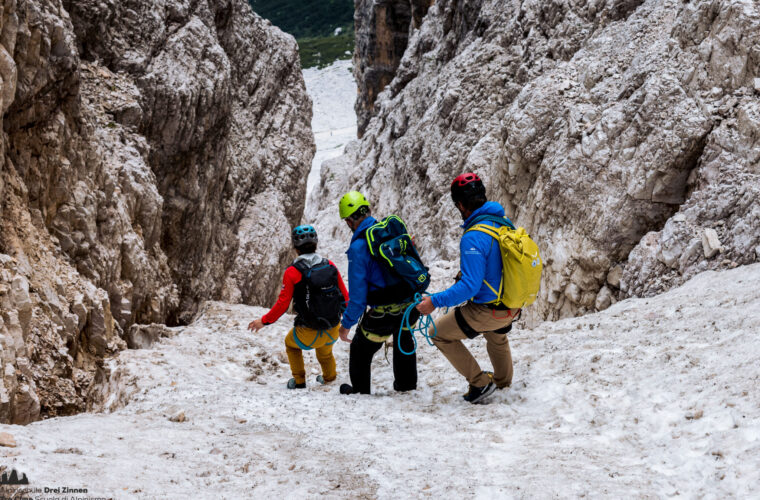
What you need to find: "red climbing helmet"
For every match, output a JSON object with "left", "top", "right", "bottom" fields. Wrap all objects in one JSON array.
[{"left": 450, "top": 173, "right": 486, "bottom": 203}]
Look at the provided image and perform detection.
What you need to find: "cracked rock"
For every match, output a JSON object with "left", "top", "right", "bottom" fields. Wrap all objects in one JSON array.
[{"left": 702, "top": 228, "right": 724, "bottom": 259}]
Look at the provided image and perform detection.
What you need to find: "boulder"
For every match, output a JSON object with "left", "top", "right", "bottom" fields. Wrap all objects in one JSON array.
[
  {"left": 702, "top": 228, "right": 724, "bottom": 259},
  {"left": 595, "top": 286, "right": 614, "bottom": 311},
  {"left": 0, "top": 432, "right": 16, "bottom": 448},
  {"left": 126, "top": 324, "right": 174, "bottom": 350}
]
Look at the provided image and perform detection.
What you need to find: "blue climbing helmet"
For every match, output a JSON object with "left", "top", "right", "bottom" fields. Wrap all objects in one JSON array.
[{"left": 292, "top": 225, "right": 318, "bottom": 248}]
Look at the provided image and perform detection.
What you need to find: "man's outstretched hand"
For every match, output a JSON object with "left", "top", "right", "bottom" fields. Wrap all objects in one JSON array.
[
  {"left": 248, "top": 318, "right": 264, "bottom": 332},
  {"left": 416, "top": 296, "right": 436, "bottom": 315},
  {"left": 339, "top": 326, "right": 352, "bottom": 343}
]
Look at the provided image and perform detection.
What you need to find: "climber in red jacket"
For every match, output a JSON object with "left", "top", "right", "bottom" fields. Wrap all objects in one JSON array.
[{"left": 248, "top": 225, "right": 348, "bottom": 389}]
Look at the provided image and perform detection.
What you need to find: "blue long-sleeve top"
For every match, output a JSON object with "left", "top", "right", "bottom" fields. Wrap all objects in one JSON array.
[
  {"left": 431, "top": 201, "right": 513, "bottom": 308},
  {"left": 340, "top": 216, "right": 390, "bottom": 329}
]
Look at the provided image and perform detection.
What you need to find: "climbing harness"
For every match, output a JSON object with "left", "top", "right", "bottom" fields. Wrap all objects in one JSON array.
[
  {"left": 397, "top": 292, "right": 437, "bottom": 356},
  {"left": 359, "top": 302, "right": 406, "bottom": 343},
  {"left": 292, "top": 327, "right": 337, "bottom": 351},
  {"left": 361, "top": 326, "right": 393, "bottom": 343}
]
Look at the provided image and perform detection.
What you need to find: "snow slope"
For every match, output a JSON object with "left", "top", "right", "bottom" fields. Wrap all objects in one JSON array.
[
  {"left": 2, "top": 264, "right": 759, "bottom": 498},
  {"left": 302, "top": 59, "right": 358, "bottom": 200}
]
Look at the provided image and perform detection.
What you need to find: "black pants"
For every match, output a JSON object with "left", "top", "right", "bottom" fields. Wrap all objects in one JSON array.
[{"left": 349, "top": 306, "right": 419, "bottom": 394}]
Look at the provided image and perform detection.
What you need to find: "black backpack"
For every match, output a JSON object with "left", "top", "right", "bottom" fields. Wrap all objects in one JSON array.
[{"left": 292, "top": 258, "right": 346, "bottom": 329}]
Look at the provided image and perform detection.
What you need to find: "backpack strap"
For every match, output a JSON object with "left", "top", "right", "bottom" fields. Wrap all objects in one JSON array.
[
  {"left": 292, "top": 259, "right": 310, "bottom": 275},
  {"left": 465, "top": 224, "right": 505, "bottom": 306},
  {"left": 466, "top": 224, "right": 500, "bottom": 238},
  {"left": 292, "top": 257, "right": 329, "bottom": 275},
  {"left": 315, "top": 257, "right": 330, "bottom": 269},
  {"left": 365, "top": 220, "right": 379, "bottom": 256}
]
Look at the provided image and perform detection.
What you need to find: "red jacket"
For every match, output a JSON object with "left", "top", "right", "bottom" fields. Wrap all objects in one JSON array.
[{"left": 262, "top": 261, "right": 349, "bottom": 325}]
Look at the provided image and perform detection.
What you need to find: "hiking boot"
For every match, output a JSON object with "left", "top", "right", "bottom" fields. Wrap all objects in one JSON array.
[
  {"left": 484, "top": 370, "right": 508, "bottom": 390},
  {"left": 339, "top": 383, "right": 354, "bottom": 395},
  {"left": 287, "top": 378, "right": 306, "bottom": 390},
  {"left": 463, "top": 381, "right": 496, "bottom": 404},
  {"left": 316, "top": 375, "right": 334, "bottom": 385}
]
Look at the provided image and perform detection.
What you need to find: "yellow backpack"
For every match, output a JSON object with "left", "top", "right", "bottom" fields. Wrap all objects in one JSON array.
[{"left": 466, "top": 222, "right": 543, "bottom": 309}]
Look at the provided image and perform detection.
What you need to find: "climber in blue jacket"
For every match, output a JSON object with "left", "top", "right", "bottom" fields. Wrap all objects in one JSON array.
[
  {"left": 417, "top": 173, "right": 520, "bottom": 404},
  {"left": 337, "top": 191, "right": 419, "bottom": 395}
]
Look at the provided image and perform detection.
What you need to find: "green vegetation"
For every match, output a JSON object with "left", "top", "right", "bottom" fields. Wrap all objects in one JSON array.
[
  {"left": 249, "top": 0, "right": 354, "bottom": 38},
  {"left": 297, "top": 29, "right": 355, "bottom": 68},
  {"left": 249, "top": 0, "right": 355, "bottom": 68}
]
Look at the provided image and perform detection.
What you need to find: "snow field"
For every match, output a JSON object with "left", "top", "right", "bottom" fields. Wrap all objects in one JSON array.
[
  {"left": 3, "top": 263, "right": 759, "bottom": 498},
  {"left": 302, "top": 59, "right": 357, "bottom": 200}
]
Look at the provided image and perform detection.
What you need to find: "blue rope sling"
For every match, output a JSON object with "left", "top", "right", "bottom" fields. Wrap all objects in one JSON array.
[
  {"left": 292, "top": 327, "right": 337, "bottom": 351},
  {"left": 396, "top": 292, "right": 437, "bottom": 355}
]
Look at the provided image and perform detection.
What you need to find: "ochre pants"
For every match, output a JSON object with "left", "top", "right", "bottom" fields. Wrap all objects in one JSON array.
[
  {"left": 432, "top": 302, "right": 517, "bottom": 388},
  {"left": 284, "top": 325, "right": 339, "bottom": 385}
]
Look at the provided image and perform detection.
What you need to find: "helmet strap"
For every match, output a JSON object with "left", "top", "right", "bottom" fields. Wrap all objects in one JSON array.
[{"left": 348, "top": 206, "right": 369, "bottom": 221}]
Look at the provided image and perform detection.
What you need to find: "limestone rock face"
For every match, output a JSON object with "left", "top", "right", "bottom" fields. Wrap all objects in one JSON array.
[
  {"left": 64, "top": 0, "right": 315, "bottom": 321},
  {"left": 0, "top": 0, "right": 313, "bottom": 423},
  {"left": 313, "top": 0, "right": 760, "bottom": 324},
  {"left": 353, "top": 0, "right": 433, "bottom": 136}
]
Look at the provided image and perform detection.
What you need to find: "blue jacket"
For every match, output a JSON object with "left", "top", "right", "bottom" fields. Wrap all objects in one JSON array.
[
  {"left": 431, "top": 201, "right": 513, "bottom": 308},
  {"left": 340, "top": 216, "right": 390, "bottom": 329}
]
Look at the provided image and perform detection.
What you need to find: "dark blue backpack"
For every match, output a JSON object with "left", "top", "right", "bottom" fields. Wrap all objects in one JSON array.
[{"left": 365, "top": 216, "right": 430, "bottom": 300}]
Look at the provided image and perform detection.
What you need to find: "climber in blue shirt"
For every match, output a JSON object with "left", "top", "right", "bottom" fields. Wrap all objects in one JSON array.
[
  {"left": 417, "top": 173, "right": 521, "bottom": 404},
  {"left": 337, "top": 191, "right": 419, "bottom": 395}
]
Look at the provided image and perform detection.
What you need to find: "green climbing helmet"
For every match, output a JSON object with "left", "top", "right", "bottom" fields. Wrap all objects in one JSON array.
[{"left": 339, "top": 191, "right": 370, "bottom": 219}]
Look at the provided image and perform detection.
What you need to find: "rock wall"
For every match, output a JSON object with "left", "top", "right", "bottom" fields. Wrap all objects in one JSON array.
[
  {"left": 64, "top": 0, "right": 315, "bottom": 319},
  {"left": 312, "top": 0, "right": 760, "bottom": 324},
  {"left": 0, "top": 0, "right": 313, "bottom": 423},
  {"left": 353, "top": 0, "right": 433, "bottom": 136}
]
